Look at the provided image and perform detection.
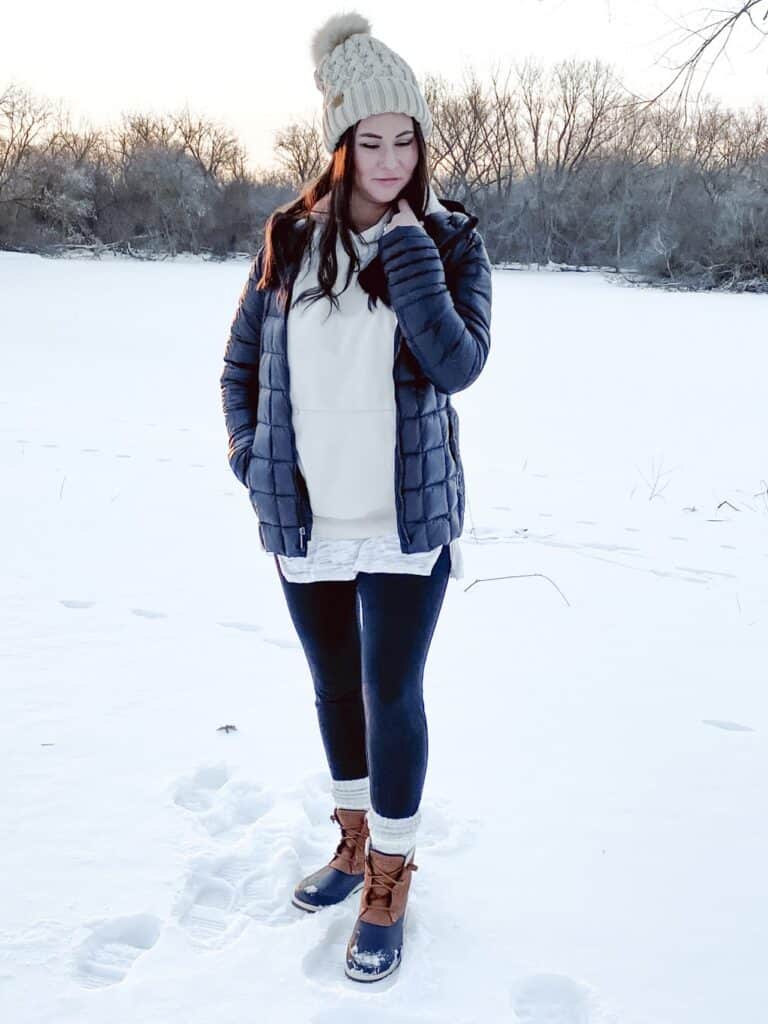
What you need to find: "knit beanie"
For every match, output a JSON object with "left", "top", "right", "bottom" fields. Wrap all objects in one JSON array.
[{"left": 310, "top": 12, "right": 434, "bottom": 154}]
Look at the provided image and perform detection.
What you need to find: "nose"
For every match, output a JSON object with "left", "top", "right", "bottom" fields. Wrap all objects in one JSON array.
[{"left": 379, "top": 147, "right": 400, "bottom": 172}]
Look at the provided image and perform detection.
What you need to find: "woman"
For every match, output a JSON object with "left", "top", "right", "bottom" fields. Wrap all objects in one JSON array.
[{"left": 219, "top": 12, "right": 492, "bottom": 982}]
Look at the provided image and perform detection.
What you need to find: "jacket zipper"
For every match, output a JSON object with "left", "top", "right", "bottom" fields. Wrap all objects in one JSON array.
[
  {"left": 393, "top": 327, "right": 411, "bottom": 546},
  {"left": 281, "top": 274, "right": 311, "bottom": 557}
]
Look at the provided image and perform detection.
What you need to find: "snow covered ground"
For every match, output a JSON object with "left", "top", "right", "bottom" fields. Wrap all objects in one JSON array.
[{"left": 1, "top": 249, "right": 766, "bottom": 1024}]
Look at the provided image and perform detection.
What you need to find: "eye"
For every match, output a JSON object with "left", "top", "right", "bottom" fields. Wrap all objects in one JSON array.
[{"left": 361, "top": 142, "right": 414, "bottom": 149}]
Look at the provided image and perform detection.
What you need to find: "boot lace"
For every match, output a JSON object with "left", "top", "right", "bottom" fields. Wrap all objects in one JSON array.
[
  {"left": 330, "top": 811, "right": 367, "bottom": 867},
  {"left": 361, "top": 853, "right": 419, "bottom": 924}
]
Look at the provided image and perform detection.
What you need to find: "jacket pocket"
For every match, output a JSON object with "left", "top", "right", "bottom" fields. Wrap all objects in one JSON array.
[
  {"left": 229, "top": 444, "right": 253, "bottom": 488},
  {"left": 447, "top": 404, "right": 463, "bottom": 491},
  {"left": 447, "top": 404, "right": 465, "bottom": 532}
]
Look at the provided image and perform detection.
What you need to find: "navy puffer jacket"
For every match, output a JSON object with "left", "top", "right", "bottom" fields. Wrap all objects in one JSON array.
[{"left": 219, "top": 201, "right": 493, "bottom": 556}]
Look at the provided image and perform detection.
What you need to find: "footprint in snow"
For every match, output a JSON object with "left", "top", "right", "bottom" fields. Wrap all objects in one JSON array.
[
  {"left": 130, "top": 608, "right": 167, "bottom": 619},
  {"left": 172, "top": 762, "right": 274, "bottom": 837},
  {"left": 263, "top": 635, "right": 302, "bottom": 649},
  {"left": 702, "top": 719, "right": 754, "bottom": 732},
  {"left": 173, "top": 763, "right": 231, "bottom": 812},
  {"left": 217, "top": 620, "right": 300, "bottom": 649},
  {"left": 510, "top": 972, "right": 613, "bottom": 1024},
  {"left": 648, "top": 567, "right": 708, "bottom": 585},
  {"left": 578, "top": 540, "right": 639, "bottom": 554},
  {"left": 173, "top": 832, "right": 303, "bottom": 947},
  {"left": 60, "top": 599, "right": 96, "bottom": 609},
  {"left": 218, "top": 620, "right": 262, "bottom": 633},
  {"left": 69, "top": 913, "right": 161, "bottom": 988},
  {"left": 674, "top": 565, "right": 737, "bottom": 579}
]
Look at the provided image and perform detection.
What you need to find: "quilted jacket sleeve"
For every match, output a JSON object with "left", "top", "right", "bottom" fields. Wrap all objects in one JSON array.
[
  {"left": 378, "top": 224, "right": 492, "bottom": 394},
  {"left": 219, "top": 247, "right": 266, "bottom": 487}
]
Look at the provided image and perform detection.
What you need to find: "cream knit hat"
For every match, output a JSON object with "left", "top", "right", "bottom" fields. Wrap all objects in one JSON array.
[{"left": 310, "top": 12, "right": 433, "bottom": 154}]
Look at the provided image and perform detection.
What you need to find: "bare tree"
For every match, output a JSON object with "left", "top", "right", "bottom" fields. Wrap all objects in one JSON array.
[
  {"left": 172, "top": 106, "right": 248, "bottom": 181},
  {"left": 638, "top": 2, "right": 768, "bottom": 110},
  {"left": 425, "top": 69, "right": 482, "bottom": 200},
  {"left": 48, "top": 105, "right": 104, "bottom": 166},
  {"left": 110, "top": 112, "right": 177, "bottom": 165},
  {"left": 0, "top": 83, "right": 52, "bottom": 198},
  {"left": 273, "top": 118, "right": 324, "bottom": 186},
  {"left": 483, "top": 63, "right": 525, "bottom": 200},
  {"left": 511, "top": 57, "right": 627, "bottom": 261}
]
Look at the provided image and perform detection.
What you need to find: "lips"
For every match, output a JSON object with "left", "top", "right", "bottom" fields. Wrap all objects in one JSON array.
[{"left": 375, "top": 178, "right": 400, "bottom": 182}]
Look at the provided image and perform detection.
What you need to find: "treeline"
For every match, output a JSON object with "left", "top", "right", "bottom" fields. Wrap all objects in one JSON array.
[{"left": 2, "top": 58, "right": 767, "bottom": 290}]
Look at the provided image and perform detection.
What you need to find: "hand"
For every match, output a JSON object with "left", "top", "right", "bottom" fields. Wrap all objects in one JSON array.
[{"left": 383, "top": 198, "right": 424, "bottom": 235}]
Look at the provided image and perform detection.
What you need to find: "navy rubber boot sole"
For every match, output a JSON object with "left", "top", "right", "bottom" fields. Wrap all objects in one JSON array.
[
  {"left": 344, "top": 913, "right": 407, "bottom": 982},
  {"left": 292, "top": 863, "right": 366, "bottom": 913}
]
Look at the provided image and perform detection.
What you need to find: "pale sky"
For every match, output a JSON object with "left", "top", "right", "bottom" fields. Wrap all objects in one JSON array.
[{"left": 9, "top": 0, "right": 768, "bottom": 169}]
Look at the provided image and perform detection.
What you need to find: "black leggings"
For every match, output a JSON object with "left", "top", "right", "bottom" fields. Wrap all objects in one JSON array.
[{"left": 274, "top": 544, "right": 451, "bottom": 818}]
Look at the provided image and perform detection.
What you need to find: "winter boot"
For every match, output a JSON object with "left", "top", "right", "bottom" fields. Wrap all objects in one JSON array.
[
  {"left": 292, "top": 807, "right": 369, "bottom": 912},
  {"left": 344, "top": 835, "right": 419, "bottom": 982}
]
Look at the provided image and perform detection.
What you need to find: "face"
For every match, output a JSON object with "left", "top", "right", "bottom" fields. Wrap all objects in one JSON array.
[{"left": 352, "top": 112, "right": 418, "bottom": 203}]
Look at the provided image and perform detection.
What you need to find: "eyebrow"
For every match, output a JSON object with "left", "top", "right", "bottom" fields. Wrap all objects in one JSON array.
[{"left": 358, "top": 130, "right": 414, "bottom": 138}]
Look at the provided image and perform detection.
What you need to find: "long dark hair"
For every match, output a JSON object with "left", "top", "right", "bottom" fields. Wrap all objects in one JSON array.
[{"left": 257, "top": 116, "right": 431, "bottom": 314}]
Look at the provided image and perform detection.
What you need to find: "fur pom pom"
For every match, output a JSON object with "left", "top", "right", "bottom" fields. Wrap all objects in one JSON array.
[{"left": 310, "top": 11, "right": 372, "bottom": 68}]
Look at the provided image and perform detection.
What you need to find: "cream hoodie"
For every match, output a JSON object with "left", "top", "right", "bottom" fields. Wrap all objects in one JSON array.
[{"left": 285, "top": 184, "right": 458, "bottom": 547}]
